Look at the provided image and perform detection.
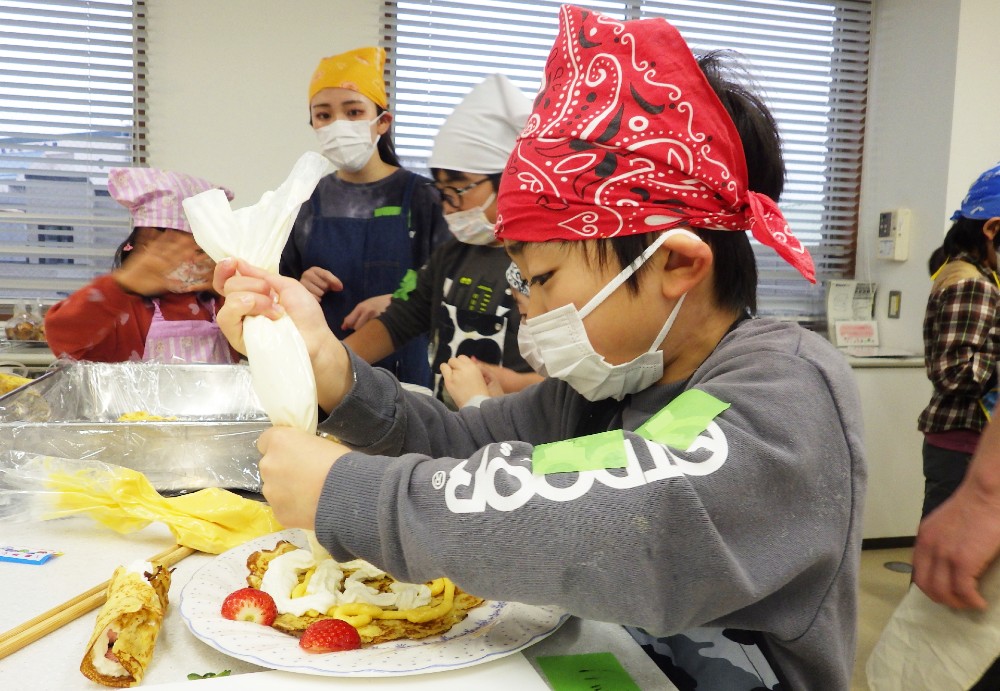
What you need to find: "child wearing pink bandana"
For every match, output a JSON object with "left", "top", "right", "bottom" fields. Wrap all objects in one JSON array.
[{"left": 214, "top": 7, "right": 864, "bottom": 689}]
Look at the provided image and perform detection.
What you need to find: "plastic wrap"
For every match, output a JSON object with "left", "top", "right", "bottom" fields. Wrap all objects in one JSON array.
[
  {"left": 0, "top": 361, "right": 270, "bottom": 491},
  {"left": 0, "top": 453, "right": 281, "bottom": 554}
]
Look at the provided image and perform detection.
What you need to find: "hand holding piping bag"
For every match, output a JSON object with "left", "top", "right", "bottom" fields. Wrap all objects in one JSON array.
[{"left": 185, "top": 152, "right": 333, "bottom": 559}]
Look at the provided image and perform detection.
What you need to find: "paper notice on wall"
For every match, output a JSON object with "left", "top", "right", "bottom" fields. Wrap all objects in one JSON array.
[
  {"left": 826, "top": 280, "right": 877, "bottom": 322},
  {"left": 834, "top": 320, "right": 879, "bottom": 347}
]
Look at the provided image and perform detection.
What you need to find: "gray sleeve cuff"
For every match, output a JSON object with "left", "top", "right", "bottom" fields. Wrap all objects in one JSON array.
[
  {"left": 314, "top": 451, "right": 391, "bottom": 564},
  {"left": 317, "top": 347, "right": 405, "bottom": 452}
]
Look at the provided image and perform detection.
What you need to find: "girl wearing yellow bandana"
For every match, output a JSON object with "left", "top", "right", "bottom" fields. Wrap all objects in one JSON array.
[{"left": 279, "top": 46, "right": 448, "bottom": 390}]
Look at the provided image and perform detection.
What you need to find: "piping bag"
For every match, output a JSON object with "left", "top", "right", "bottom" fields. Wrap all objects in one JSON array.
[{"left": 184, "top": 151, "right": 332, "bottom": 557}]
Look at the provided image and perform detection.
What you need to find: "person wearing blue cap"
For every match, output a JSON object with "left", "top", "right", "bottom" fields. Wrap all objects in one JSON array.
[
  {"left": 921, "top": 160, "right": 1000, "bottom": 516},
  {"left": 909, "top": 160, "right": 1000, "bottom": 689}
]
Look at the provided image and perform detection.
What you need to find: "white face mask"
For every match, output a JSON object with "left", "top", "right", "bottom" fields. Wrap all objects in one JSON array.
[
  {"left": 517, "top": 229, "right": 700, "bottom": 401},
  {"left": 446, "top": 193, "right": 496, "bottom": 245},
  {"left": 315, "top": 114, "right": 383, "bottom": 172}
]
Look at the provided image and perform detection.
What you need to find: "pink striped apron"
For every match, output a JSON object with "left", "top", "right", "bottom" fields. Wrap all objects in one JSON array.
[{"left": 142, "top": 297, "right": 233, "bottom": 364}]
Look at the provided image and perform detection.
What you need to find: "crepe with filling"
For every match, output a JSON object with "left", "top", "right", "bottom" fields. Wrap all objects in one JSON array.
[
  {"left": 79, "top": 563, "right": 170, "bottom": 688},
  {"left": 246, "top": 542, "right": 485, "bottom": 645}
]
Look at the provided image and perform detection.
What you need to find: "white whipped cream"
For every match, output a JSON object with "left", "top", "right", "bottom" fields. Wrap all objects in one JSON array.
[
  {"left": 261, "top": 549, "right": 341, "bottom": 617},
  {"left": 126, "top": 560, "right": 153, "bottom": 577},
  {"left": 89, "top": 628, "right": 128, "bottom": 677},
  {"left": 261, "top": 550, "right": 433, "bottom": 615},
  {"left": 390, "top": 582, "right": 433, "bottom": 611}
]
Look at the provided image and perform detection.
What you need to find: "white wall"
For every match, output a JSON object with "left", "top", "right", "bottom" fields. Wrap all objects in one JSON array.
[
  {"left": 145, "top": 0, "right": 379, "bottom": 203},
  {"left": 857, "top": 0, "right": 1000, "bottom": 352},
  {"left": 947, "top": 0, "right": 1000, "bottom": 235}
]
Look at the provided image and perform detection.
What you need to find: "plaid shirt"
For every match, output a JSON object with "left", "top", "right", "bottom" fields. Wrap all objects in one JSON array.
[{"left": 918, "top": 254, "right": 1000, "bottom": 434}]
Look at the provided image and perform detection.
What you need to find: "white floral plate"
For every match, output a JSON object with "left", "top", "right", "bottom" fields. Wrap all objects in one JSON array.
[{"left": 179, "top": 529, "right": 569, "bottom": 676}]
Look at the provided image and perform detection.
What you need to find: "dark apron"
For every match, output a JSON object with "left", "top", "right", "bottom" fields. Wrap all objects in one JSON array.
[{"left": 303, "top": 172, "right": 432, "bottom": 388}]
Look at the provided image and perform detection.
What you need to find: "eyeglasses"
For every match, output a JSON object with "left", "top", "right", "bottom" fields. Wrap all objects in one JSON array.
[{"left": 433, "top": 177, "right": 490, "bottom": 209}]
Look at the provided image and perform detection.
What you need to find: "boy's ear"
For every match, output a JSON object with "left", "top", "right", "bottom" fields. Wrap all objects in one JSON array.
[{"left": 657, "top": 232, "right": 713, "bottom": 299}]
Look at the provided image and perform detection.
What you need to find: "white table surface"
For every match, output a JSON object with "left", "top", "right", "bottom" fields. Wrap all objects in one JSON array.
[{"left": 0, "top": 517, "right": 677, "bottom": 691}]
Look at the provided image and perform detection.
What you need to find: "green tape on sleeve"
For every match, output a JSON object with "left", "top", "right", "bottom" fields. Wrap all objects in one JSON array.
[
  {"left": 391, "top": 269, "right": 418, "bottom": 299},
  {"left": 532, "top": 429, "right": 627, "bottom": 475},
  {"left": 536, "top": 652, "right": 641, "bottom": 691},
  {"left": 635, "top": 388, "right": 730, "bottom": 450}
]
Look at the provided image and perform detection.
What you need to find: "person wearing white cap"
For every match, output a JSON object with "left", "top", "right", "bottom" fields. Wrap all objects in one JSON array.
[
  {"left": 344, "top": 74, "right": 542, "bottom": 407},
  {"left": 45, "top": 167, "right": 240, "bottom": 363}
]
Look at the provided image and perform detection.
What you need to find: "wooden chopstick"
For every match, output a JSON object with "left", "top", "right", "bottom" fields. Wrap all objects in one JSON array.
[{"left": 0, "top": 543, "right": 195, "bottom": 660}]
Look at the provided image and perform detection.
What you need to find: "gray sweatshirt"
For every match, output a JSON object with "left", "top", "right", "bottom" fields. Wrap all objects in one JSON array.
[{"left": 316, "top": 318, "right": 866, "bottom": 690}]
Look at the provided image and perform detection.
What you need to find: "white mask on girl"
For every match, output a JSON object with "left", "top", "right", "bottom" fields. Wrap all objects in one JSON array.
[
  {"left": 316, "top": 113, "right": 383, "bottom": 172},
  {"left": 517, "top": 228, "right": 701, "bottom": 401},
  {"left": 446, "top": 193, "right": 496, "bottom": 245}
]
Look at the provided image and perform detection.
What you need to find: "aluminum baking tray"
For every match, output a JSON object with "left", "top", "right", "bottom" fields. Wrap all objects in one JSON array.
[{"left": 0, "top": 362, "right": 270, "bottom": 491}]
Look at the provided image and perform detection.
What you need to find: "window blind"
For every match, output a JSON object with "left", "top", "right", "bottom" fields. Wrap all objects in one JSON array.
[
  {"left": 382, "top": 0, "right": 871, "bottom": 321},
  {"left": 0, "top": 0, "right": 147, "bottom": 301}
]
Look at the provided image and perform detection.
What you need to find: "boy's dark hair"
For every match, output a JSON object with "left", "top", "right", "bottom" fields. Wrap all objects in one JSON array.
[
  {"left": 590, "top": 50, "right": 782, "bottom": 315},
  {"left": 928, "top": 216, "right": 992, "bottom": 275}
]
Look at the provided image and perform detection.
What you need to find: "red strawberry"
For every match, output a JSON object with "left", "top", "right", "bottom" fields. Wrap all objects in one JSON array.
[
  {"left": 220, "top": 588, "right": 277, "bottom": 626},
  {"left": 299, "top": 618, "right": 362, "bottom": 653}
]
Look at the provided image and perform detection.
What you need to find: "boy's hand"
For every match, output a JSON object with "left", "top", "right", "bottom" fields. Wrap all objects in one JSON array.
[
  {"left": 214, "top": 258, "right": 353, "bottom": 410},
  {"left": 476, "top": 361, "right": 544, "bottom": 394},
  {"left": 214, "top": 258, "right": 326, "bottom": 355},
  {"left": 441, "top": 355, "right": 502, "bottom": 407},
  {"left": 342, "top": 294, "right": 392, "bottom": 332},
  {"left": 300, "top": 267, "right": 344, "bottom": 301},
  {"left": 257, "top": 427, "right": 348, "bottom": 530}
]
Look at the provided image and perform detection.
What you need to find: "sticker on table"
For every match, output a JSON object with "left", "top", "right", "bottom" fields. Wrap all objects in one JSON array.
[
  {"left": 536, "top": 652, "right": 641, "bottom": 691},
  {"left": 0, "top": 546, "right": 61, "bottom": 565}
]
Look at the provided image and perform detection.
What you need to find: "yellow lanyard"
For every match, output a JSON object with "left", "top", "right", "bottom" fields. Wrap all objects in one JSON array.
[{"left": 929, "top": 257, "right": 1000, "bottom": 289}]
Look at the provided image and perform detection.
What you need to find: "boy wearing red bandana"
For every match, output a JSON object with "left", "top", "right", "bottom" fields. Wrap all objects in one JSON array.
[{"left": 214, "top": 7, "right": 864, "bottom": 689}]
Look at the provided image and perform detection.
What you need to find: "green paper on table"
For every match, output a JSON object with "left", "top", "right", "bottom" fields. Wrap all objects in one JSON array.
[{"left": 537, "top": 652, "right": 641, "bottom": 691}]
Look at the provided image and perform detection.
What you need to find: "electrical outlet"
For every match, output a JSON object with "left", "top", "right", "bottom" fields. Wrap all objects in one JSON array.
[{"left": 888, "top": 290, "right": 901, "bottom": 319}]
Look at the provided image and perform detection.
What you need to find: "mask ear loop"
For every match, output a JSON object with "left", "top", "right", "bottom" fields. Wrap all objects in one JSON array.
[
  {"left": 476, "top": 192, "right": 497, "bottom": 212},
  {"left": 647, "top": 292, "right": 686, "bottom": 352},
  {"left": 577, "top": 228, "right": 701, "bottom": 320}
]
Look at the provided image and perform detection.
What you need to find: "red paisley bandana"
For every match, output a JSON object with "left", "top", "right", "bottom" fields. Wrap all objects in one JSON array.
[{"left": 495, "top": 4, "right": 815, "bottom": 283}]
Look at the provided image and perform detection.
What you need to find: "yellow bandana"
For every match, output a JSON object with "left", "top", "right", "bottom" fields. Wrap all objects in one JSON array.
[{"left": 308, "top": 46, "right": 388, "bottom": 109}]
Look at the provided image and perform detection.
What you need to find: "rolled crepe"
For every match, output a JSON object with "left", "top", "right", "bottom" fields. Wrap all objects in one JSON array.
[{"left": 79, "top": 561, "right": 170, "bottom": 688}]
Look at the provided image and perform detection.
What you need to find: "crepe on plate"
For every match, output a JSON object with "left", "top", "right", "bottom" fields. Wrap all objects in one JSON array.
[
  {"left": 80, "top": 562, "right": 170, "bottom": 688},
  {"left": 246, "top": 541, "right": 484, "bottom": 645}
]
